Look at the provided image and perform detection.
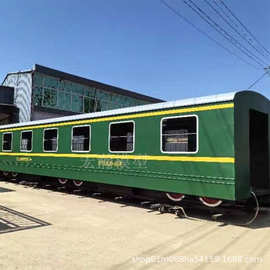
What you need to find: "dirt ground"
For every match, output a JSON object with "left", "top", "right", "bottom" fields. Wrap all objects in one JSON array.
[{"left": 0, "top": 180, "right": 270, "bottom": 270}]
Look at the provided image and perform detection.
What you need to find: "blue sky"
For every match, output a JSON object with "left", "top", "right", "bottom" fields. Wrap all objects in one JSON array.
[{"left": 0, "top": 0, "right": 269, "bottom": 101}]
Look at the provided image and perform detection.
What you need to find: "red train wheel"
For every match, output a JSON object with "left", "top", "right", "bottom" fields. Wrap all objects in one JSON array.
[
  {"left": 166, "top": 192, "right": 185, "bottom": 202},
  {"left": 58, "top": 178, "right": 68, "bottom": 185},
  {"left": 73, "top": 180, "right": 83, "bottom": 187},
  {"left": 199, "top": 197, "right": 222, "bottom": 207}
]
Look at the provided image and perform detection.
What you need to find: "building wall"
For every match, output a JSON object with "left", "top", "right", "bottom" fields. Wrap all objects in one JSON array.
[
  {"left": 31, "top": 110, "right": 68, "bottom": 121},
  {"left": 2, "top": 72, "right": 32, "bottom": 122},
  {"left": 2, "top": 65, "right": 162, "bottom": 123},
  {"left": 32, "top": 72, "right": 149, "bottom": 115}
]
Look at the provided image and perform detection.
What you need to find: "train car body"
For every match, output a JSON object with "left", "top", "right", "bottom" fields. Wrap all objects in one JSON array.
[{"left": 0, "top": 91, "right": 269, "bottom": 203}]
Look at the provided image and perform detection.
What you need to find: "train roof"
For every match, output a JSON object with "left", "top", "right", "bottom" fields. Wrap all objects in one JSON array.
[{"left": 0, "top": 91, "right": 237, "bottom": 130}]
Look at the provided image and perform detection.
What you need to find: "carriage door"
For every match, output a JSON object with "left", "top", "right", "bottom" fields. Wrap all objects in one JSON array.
[{"left": 249, "top": 109, "right": 269, "bottom": 190}]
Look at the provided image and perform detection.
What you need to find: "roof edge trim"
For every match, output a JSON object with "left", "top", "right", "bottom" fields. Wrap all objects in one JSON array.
[{"left": 0, "top": 91, "right": 237, "bottom": 130}]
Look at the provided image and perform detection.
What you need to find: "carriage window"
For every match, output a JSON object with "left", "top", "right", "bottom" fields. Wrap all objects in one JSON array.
[
  {"left": 44, "top": 129, "right": 58, "bottom": 152},
  {"left": 109, "top": 121, "right": 134, "bottom": 152},
  {"left": 21, "top": 131, "right": 32, "bottom": 151},
  {"left": 72, "top": 125, "right": 90, "bottom": 152},
  {"left": 161, "top": 116, "right": 197, "bottom": 153},
  {"left": 2, "top": 133, "right": 12, "bottom": 151}
]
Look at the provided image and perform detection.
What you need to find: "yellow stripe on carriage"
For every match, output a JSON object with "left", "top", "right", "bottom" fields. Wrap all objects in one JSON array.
[
  {"left": 0, "top": 152, "right": 235, "bottom": 163},
  {"left": 0, "top": 103, "right": 234, "bottom": 132}
]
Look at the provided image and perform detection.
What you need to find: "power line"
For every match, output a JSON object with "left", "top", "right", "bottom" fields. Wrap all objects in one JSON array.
[
  {"left": 204, "top": 0, "right": 270, "bottom": 63},
  {"left": 183, "top": 0, "right": 266, "bottom": 67},
  {"left": 160, "top": 0, "right": 260, "bottom": 70},
  {"left": 161, "top": 0, "right": 270, "bottom": 89},
  {"left": 183, "top": 0, "right": 265, "bottom": 67},
  {"left": 218, "top": 0, "right": 270, "bottom": 58},
  {"left": 213, "top": 0, "right": 270, "bottom": 59},
  {"left": 247, "top": 71, "right": 268, "bottom": 89}
]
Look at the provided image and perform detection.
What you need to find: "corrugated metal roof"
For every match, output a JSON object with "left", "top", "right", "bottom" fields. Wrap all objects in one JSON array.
[{"left": 0, "top": 91, "right": 237, "bottom": 129}]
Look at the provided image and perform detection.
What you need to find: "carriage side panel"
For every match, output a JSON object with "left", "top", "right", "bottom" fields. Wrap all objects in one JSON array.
[{"left": 0, "top": 102, "right": 236, "bottom": 200}]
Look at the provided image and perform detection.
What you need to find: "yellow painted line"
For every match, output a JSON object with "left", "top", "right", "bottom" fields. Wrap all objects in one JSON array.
[
  {"left": 0, "top": 152, "right": 235, "bottom": 163},
  {"left": 0, "top": 103, "right": 234, "bottom": 132}
]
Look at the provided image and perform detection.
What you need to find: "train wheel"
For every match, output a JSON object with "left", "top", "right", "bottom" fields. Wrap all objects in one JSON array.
[
  {"left": 73, "top": 180, "right": 83, "bottom": 187},
  {"left": 199, "top": 197, "right": 222, "bottom": 207},
  {"left": 58, "top": 178, "right": 68, "bottom": 185},
  {"left": 3, "top": 172, "right": 9, "bottom": 177},
  {"left": 166, "top": 192, "right": 185, "bottom": 202},
  {"left": 11, "top": 172, "right": 18, "bottom": 178}
]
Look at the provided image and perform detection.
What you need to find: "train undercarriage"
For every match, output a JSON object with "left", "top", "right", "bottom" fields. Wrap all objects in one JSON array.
[{"left": 1, "top": 171, "right": 268, "bottom": 226}]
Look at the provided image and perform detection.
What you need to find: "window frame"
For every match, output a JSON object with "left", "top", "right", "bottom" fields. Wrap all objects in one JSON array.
[
  {"left": 160, "top": 114, "right": 199, "bottom": 154},
  {"left": 108, "top": 120, "right": 135, "bottom": 153},
  {"left": 71, "top": 124, "right": 91, "bottom": 153},
  {"left": 2, "top": 132, "right": 13, "bottom": 152},
  {"left": 20, "top": 130, "right": 33, "bottom": 152},
  {"left": 43, "top": 128, "right": 59, "bottom": 152}
]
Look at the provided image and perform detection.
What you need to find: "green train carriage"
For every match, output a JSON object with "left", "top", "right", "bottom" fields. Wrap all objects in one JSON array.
[{"left": 0, "top": 90, "right": 269, "bottom": 207}]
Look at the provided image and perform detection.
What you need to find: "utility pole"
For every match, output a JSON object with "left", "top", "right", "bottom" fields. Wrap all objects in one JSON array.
[{"left": 247, "top": 67, "right": 270, "bottom": 89}]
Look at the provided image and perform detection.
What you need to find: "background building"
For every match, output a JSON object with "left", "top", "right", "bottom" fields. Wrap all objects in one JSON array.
[
  {"left": 0, "top": 86, "right": 19, "bottom": 125},
  {"left": 2, "top": 64, "right": 163, "bottom": 122}
]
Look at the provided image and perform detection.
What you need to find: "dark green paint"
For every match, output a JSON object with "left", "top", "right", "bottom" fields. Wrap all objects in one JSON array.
[{"left": 2, "top": 91, "right": 268, "bottom": 201}]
